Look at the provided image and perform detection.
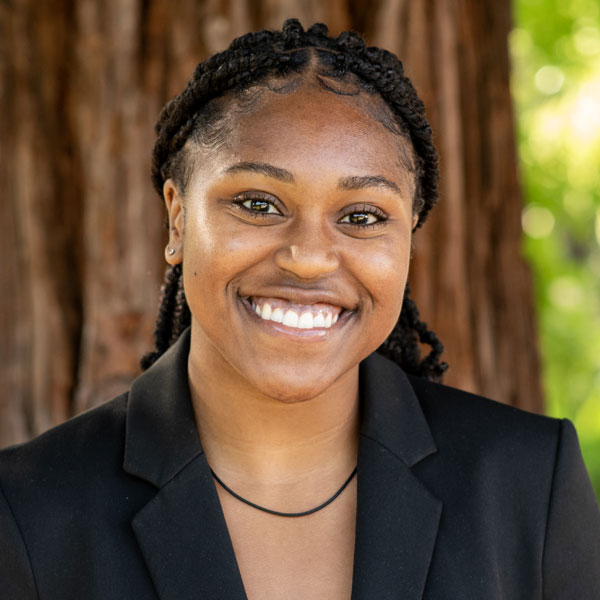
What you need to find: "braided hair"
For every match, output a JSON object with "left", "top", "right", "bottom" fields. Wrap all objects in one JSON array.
[{"left": 142, "top": 19, "right": 447, "bottom": 381}]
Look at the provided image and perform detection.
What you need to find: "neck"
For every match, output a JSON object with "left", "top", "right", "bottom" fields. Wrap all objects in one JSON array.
[{"left": 187, "top": 330, "right": 360, "bottom": 485}]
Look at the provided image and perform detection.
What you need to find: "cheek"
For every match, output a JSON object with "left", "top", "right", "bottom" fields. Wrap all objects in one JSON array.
[
  {"left": 355, "top": 234, "right": 411, "bottom": 314},
  {"left": 181, "top": 209, "right": 272, "bottom": 295},
  {"left": 351, "top": 234, "right": 411, "bottom": 352}
]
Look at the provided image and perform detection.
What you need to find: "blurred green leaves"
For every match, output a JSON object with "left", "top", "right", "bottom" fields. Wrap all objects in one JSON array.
[{"left": 511, "top": 0, "right": 600, "bottom": 497}]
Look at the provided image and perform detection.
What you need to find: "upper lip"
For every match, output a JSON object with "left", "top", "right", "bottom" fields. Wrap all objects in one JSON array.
[{"left": 240, "top": 287, "right": 358, "bottom": 312}]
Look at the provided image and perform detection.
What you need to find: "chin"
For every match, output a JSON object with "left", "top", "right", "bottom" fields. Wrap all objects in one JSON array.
[{"left": 245, "top": 367, "right": 352, "bottom": 404}]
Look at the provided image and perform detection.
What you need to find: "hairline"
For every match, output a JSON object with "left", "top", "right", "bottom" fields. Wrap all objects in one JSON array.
[{"left": 174, "top": 72, "right": 419, "bottom": 210}]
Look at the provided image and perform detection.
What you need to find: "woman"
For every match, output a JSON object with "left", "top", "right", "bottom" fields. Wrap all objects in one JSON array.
[{"left": 1, "top": 19, "right": 599, "bottom": 599}]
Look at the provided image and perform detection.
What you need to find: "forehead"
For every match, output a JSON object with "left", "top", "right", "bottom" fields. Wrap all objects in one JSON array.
[{"left": 204, "top": 83, "right": 416, "bottom": 189}]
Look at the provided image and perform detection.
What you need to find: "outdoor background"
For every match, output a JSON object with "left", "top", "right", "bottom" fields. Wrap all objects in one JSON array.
[
  {"left": 1, "top": 0, "right": 598, "bottom": 499},
  {"left": 512, "top": 0, "right": 600, "bottom": 497}
]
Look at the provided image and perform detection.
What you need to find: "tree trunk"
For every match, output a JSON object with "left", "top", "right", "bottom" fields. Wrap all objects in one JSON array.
[
  {"left": 0, "top": 0, "right": 542, "bottom": 447},
  {"left": 375, "top": 1, "right": 542, "bottom": 410}
]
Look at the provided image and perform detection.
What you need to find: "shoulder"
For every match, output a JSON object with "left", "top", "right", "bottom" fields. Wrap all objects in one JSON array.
[
  {"left": 363, "top": 355, "right": 594, "bottom": 507},
  {"left": 0, "top": 394, "right": 129, "bottom": 501},
  {"left": 405, "top": 374, "right": 578, "bottom": 511},
  {"left": 0, "top": 393, "right": 158, "bottom": 568},
  {"left": 362, "top": 352, "right": 565, "bottom": 473},
  {"left": 407, "top": 373, "right": 562, "bottom": 451},
  {"left": 407, "top": 374, "right": 600, "bottom": 595}
]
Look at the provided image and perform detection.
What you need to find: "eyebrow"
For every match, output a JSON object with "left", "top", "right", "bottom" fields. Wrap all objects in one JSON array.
[
  {"left": 337, "top": 175, "right": 403, "bottom": 196},
  {"left": 225, "top": 162, "right": 295, "bottom": 183},
  {"left": 224, "top": 162, "right": 403, "bottom": 196}
]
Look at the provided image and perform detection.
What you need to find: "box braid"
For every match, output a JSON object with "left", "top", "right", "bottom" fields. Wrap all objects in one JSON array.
[{"left": 141, "top": 19, "right": 448, "bottom": 381}]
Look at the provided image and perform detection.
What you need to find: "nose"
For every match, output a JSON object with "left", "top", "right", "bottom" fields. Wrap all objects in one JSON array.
[{"left": 273, "top": 221, "right": 340, "bottom": 279}]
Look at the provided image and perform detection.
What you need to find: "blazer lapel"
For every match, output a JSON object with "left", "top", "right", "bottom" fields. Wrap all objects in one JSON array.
[
  {"left": 131, "top": 454, "right": 247, "bottom": 599},
  {"left": 352, "top": 354, "right": 442, "bottom": 600},
  {"left": 123, "top": 330, "right": 247, "bottom": 600}
]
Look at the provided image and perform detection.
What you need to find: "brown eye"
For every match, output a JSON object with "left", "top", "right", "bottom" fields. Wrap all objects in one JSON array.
[
  {"left": 340, "top": 212, "right": 379, "bottom": 226},
  {"left": 243, "top": 198, "right": 272, "bottom": 212},
  {"left": 236, "top": 194, "right": 282, "bottom": 215}
]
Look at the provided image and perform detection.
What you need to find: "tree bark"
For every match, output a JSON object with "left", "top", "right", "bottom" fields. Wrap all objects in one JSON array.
[
  {"left": 0, "top": 0, "right": 542, "bottom": 447},
  {"left": 376, "top": 1, "right": 542, "bottom": 410}
]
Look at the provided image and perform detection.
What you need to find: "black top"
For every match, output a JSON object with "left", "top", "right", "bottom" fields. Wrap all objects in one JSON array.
[{"left": 1, "top": 328, "right": 599, "bottom": 599}]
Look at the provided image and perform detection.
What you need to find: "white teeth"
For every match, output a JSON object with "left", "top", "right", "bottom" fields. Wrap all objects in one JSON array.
[
  {"left": 282, "top": 309, "right": 299, "bottom": 328},
  {"left": 250, "top": 298, "right": 344, "bottom": 330},
  {"left": 262, "top": 303, "right": 272, "bottom": 320},
  {"left": 313, "top": 312, "right": 326, "bottom": 328},
  {"left": 298, "top": 312, "right": 314, "bottom": 329}
]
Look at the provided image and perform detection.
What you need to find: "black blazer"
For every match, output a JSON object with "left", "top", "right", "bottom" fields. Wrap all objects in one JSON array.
[{"left": 1, "top": 329, "right": 599, "bottom": 599}]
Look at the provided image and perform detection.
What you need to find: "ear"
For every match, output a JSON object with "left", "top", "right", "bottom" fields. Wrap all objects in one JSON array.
[
  {"left": 412, "top": 213, "right": 419, "bottom": 231},
  {"left": 163, "top": 179, "right": 184, "bottom": 265}
]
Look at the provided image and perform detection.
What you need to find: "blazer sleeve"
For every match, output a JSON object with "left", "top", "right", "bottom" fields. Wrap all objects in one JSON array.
[
  {"left": 0, "top": 483, "right": 38, "bottom": 599},
  {"left": 542, "top": 419, "right": 600, "bottom": 598}
]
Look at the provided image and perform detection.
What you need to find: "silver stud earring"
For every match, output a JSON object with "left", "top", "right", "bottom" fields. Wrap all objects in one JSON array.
[{"left": 168, "top": 247, "right": 175, "bottom": 256}]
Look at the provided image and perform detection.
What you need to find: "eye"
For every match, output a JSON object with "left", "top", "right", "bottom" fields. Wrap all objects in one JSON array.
[
  {"left": 232, "top": 192, "right": 283, "bottom": 218},
  {"left": 339, "top": 205, "right": 388, "bottom": 230},
  {"left": 339, "top": 212, "right": 379, "bottom": 226},
  {"left": 241, "top": 197, "right": 280, "bottom": 214}
]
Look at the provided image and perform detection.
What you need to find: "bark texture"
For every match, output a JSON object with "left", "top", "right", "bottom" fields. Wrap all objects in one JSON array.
[
  {"left": 0, "top": 0, "right": 542, "bottom": 447},
  {"left": 381, "top": 1, "right": 542, "bottom": 410}
]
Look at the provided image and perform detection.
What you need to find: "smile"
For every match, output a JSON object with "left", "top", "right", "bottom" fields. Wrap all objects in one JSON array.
[{"left": 249, "top": 296, "right": 343, "bottom": 330}]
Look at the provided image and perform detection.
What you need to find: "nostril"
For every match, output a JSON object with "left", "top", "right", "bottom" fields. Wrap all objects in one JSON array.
[{"left": 274, "top": 243, "right": 339, "bottom": 279}]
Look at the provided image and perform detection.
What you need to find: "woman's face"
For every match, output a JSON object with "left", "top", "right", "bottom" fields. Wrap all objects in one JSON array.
[{"left": 165, "top": 84, "right": 418, "bottom": 402}]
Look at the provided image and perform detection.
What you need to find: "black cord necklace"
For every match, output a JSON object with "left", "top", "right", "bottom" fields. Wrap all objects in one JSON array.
[{"left": 210, "top": 466, "right": 358, "bottom": 518}]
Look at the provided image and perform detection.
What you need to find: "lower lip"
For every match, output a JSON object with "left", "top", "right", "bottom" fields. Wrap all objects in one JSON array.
[{"left": 239, "top": 297, "right": 352, "bottom": 340}]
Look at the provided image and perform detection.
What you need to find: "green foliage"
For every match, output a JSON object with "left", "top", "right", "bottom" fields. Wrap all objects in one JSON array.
[{"left": 511, "top": 0, "right": 600, "bottom": 498}]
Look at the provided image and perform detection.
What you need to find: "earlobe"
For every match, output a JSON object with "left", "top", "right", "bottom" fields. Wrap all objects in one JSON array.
[{"left": 163, "top": 179, "right": 184, "bottom": 265}]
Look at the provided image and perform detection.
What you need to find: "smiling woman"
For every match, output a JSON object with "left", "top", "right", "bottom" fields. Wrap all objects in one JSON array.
[{"left": 1, "top": 19, "right": 599, "bottom": 600}]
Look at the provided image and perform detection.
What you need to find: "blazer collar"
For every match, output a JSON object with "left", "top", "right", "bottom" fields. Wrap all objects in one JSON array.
[
  {"left": 358, "top": 352, "right": 437, "bottom": 466},
  {"left": 124, "top": 330, "right": 441, "bottom": 600},
  {"left": 124, "top": 332, "right": 438, "bottom": 484},
  {"left": 124, "top": 328, "right": 202, "bottom": 487}
]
